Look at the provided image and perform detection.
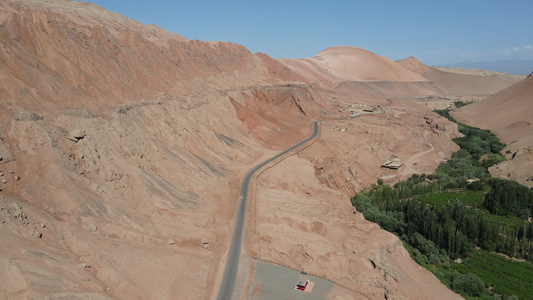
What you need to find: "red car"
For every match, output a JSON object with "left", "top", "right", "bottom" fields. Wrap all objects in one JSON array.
[{"left": 295, "top": 273, "right": 309, "bottom": 291}]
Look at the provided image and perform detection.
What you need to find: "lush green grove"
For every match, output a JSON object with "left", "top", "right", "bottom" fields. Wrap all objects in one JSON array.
[
  {"left": 484, "top": 178, "right": 533, "bottom": 218},
  {"left": 434, "top": 108, "right": 506, "bottom": 160},
  {"left": 353, "top": 185, "right": 533, "bottom": 260},
  {"left": 456, "top": 124, "right": 506, "bottom": 160}
]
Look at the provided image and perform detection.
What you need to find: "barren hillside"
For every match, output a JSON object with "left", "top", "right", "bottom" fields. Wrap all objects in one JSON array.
[
  {"left": 291, "top": 46, "right": 429, "bottom": 83},
  {"left": 453, "top": 73, "right": 533, "bottom": 188},
  {"left": 397, "top": 57, "right": 523, "bottom": 96},
  {"left": 0, "top": 1, "right": 319, "bottom": 299},
  {"left": 0, "top": 1, "right": 520, "bottom": 300},
  {"left": 282, "top": 47, "right": 440, "bottom": 97},
  {"left": 284, "top": 47, "right": 522, "bottom": 100}
]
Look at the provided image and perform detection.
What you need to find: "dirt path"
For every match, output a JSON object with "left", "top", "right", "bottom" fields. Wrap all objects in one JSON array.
[{"left": 401, "top": 130, "right": 436, "bottom": 175}]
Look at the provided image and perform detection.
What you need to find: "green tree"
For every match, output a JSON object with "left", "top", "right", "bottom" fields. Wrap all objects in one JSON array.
[
  {"left": 484, "top": 178, "right": 533, "bottom": 217},
  {"left": 451, "top": 273, "right": 485, "bottom": 296}
]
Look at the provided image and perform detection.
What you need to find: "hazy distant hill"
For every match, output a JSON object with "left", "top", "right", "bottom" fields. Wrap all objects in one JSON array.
[
  {"left": 441, "top": 59, "right": 533, "bottom": 75},
  {"left": 396, "top": 56, "right": 523, "bottom": 96}
]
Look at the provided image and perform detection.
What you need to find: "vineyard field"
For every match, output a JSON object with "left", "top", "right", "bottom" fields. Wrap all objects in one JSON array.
[{"left": 452, "top": 251, "right": 533, "bottom": 299}]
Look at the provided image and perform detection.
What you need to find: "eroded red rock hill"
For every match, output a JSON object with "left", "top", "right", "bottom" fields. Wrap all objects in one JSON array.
[{"left": 0, "top": 0, "right": 523, "bottom": 299}]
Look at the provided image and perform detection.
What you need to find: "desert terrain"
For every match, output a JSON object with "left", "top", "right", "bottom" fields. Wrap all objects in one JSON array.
[{"left": 0, "top": 1, "right": 529, "bottom": 299}]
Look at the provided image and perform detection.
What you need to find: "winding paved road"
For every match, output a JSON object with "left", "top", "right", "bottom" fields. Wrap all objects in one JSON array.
[
  {"left": 216, "top": 121, "right": 319, "bottom": 300},
  {"left": 216, "top": 98, "right": 393, "bottom": 299}
]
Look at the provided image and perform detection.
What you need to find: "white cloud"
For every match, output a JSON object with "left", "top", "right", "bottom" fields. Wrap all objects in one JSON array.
[
  {"left": 512, "top": 45, "right": 533, "bottom": 53},
  {"left": 489, "top": 45, "right": 533, "bottom": 60}
]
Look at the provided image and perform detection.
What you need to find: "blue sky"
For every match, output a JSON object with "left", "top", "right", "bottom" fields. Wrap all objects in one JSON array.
[{"left": 81, "top": 0, "right": 532, "bottom": 66}]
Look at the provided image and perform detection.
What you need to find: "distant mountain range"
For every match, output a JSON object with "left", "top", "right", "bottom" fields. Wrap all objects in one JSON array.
[{"left": 439, "top": 59, "right": 533, "bottom": 75}]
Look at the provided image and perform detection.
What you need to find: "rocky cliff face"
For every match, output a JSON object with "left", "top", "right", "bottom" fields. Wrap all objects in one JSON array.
[
  {"left": 0, "top": 1, "right": 315, "bottom": 299},
  {"left": 0, "top": 0, "right": 309, "bottom": 116}
]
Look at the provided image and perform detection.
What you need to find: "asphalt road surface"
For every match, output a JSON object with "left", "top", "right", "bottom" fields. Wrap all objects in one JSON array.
[{"left": 216, "top": 121, "right": 319, "bottom": 300}]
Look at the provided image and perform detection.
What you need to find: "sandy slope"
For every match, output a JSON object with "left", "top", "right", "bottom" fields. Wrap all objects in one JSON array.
[
  {"left": 452, "top": 74, "right": 533, "bottom": 187},
  {"left": 395, "top": 56, "right": 432, "bottom": 74},
  {"left": 397, "top": 57, "right": 523, "bottom": 96},
  {"left": 311, "top": 47, "right": 429, "bottom": 82},
  {"left": 285, "top": 49, "right": 522, "bottom": 100},
  {"left": 282, "top": 46, "right": 428, "bottom": 88},
  {"left": 433, "top": 66, "right": 525, "bottom": 80},
  {"left": 244, "top": 97, "right": 463, "bottom": 299}
]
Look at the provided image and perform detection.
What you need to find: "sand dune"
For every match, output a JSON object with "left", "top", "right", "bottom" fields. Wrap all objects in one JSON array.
[
  {"left": 395, "top": 56, "right": 432, "bottom": 74},
  {"left": 283, "top": 46, "right": 428, "bottom": 85},
  {"left": 286, "top": 48, "right": 521, "bottom": 99},
  {"left": 313, "top": 46, "right": 429, "bottom": 82}
]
